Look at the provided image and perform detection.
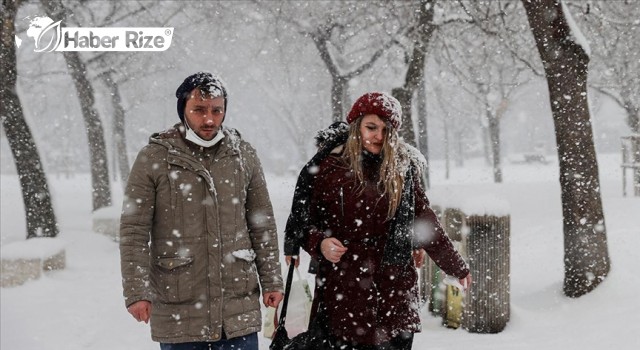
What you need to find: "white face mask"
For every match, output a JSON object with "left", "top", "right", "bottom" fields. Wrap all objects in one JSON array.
[{"left": 184, "top": 121, "right": 224, "bottom": 148}]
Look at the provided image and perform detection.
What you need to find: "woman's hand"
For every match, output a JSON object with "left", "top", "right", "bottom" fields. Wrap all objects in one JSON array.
[
  {"left": 460, "top": 273, "right": 472, "bottom": 291},
  {"left": 412, "top": 249, "right": 426, "bottom": 268},
  {"left": 320, "top": 238, "right": 348, "bottom": 263}
]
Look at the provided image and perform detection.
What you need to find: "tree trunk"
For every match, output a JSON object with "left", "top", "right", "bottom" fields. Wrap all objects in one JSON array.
[
  {"left": 624, "top": 103, "right": 640, "bottom": 196},
  {"left": 308, "top": 16, "right": 393, "bottom": 124},
  {"left": 522, "top": 0, "right": 610, "bottom": 298},
  {"left": 392, "top": 87, "right": 416, "bottom": 146},
  {"left": 41, "top": 0, "right": 112, "bottom": 211},
  {"left": 417, "top": 76, "right": 430, "bottom": 188},
  {"left": 393, "top": 0, "right": 435, "bottom": 147},
  {"left": 488, "top": 115, "right": 502, "bottom": 183},
  {"left": 101, "top": 71, "right": 130, "bottom": 189},
  {"left": 1, "top": 0, "right": 59, "bottom": 239},
  {"left": 455, "top": 131, "right": 464, "bottom": 167},
  {"left": 62, "top": 51, "right": 112, "bottom": 210},
  {"left": 331, "top": 76, "right": 347, "bottom": 122},
  {"left": 624, "top": 104, "right": 639, "bottom": 134},
  {"left": 444, "top": 117, "right": 450, "bottom": 180},
  {"left": 310, "top": 31, "right": 347, "bottom": 123},
  {"left": 632, "top": 135, "right": 640, "bottom": 197},
  {"left": 481, "top": 125, "right": 491, "bottom": 166}
]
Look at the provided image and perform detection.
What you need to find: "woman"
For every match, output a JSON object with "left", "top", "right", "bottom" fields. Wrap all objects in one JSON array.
[{"left": 285, "top": 92, "right": 471, "bottom": 350}]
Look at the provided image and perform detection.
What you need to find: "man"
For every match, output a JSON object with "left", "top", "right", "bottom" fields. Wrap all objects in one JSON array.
[{"left": 120, "top": 72, "right": 284, "bottom": 350}]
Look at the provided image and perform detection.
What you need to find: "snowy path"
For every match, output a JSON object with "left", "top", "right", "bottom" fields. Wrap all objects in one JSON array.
[{"left": 1, "top": 155, "right": 639, "bottom": 349}]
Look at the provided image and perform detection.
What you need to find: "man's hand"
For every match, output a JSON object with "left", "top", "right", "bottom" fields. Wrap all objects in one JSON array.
[
  {"left": 127, "top": 300, "right": 152, "bottom": 324},
  {"left": 263, "top": 291, "right": 284, "bottom": 308},
  {"left": 285, "top": 255, "right": 300, "bottom": 267}
]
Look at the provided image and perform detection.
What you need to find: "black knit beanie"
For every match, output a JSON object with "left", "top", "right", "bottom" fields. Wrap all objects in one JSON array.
[{"left": 175, "top": 72, "right": 228, "bottom": 122}]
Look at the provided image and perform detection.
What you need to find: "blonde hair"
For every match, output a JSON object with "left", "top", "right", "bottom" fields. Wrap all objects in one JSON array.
[{"left": 343, "top": 117, "right": 404, "bottom": 220}]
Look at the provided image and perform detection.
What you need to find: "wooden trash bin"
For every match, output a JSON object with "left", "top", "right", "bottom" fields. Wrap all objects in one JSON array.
[{"left": 462, "top": 214, "right": 511, "bottom": 333}]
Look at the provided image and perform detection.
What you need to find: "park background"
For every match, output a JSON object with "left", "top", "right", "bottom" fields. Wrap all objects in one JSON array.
[{"left": 1, "top": 1, "right": 639, "bottom": 349}]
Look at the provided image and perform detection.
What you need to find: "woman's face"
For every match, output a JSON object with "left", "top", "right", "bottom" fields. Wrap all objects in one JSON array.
[{"left": 359, "top": 114, "right": 387, "bottom": 155}]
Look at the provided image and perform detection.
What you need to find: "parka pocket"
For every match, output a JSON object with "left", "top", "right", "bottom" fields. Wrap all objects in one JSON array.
[
  {"left": 243, "top": 260, "right": 259, "bottom": 295},
  {"left": 152, "top": 256, "right": 195, "bottom": 304},
  {"left": 231, "top": 259, "right": 259, "bottom": 296}
]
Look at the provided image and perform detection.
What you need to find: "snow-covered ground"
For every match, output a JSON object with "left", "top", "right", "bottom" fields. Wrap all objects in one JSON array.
[{"left": 1, "top": 153, "right": 638, "bottom": 350}]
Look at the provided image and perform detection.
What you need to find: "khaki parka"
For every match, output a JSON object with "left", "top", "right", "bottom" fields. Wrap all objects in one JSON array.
[{"left": 119, "top": 124, "right": 283, "bottom": 343}]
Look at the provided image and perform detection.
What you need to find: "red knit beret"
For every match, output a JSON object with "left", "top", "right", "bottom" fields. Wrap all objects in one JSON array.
[{"left": 346, "top": 92, "right": 402, "bottom": 129}]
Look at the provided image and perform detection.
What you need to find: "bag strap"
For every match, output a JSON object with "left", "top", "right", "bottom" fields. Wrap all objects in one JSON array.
[{"left": 277, "top": 256, "right": 297, "bottom": 327}]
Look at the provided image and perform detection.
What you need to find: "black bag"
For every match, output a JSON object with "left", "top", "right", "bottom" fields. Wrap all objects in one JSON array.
[
  {"left": 270, "top": 258, "right": 335, "bottom": 350},
  {"left": 269, "top": 324, "right": 290, "bottom": 350},
  {"left": 281, "top": 309, "right": 334, "bottom": 350}
]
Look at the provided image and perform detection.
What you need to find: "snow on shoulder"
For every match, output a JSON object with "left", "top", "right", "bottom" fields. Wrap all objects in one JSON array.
[
  {"left": 396, "top": 140, "right": 427, "bottom": 176},
  {"left": 223, "top": 126, "right": 244, "bottom": 152}
]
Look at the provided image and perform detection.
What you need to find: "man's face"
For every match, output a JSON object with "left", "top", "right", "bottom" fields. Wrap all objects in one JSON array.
[{"left": 184, "top": 88, "right": 225, "bottom": 140}]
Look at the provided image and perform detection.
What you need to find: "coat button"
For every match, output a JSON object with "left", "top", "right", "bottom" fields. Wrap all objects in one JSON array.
[{"left": 214, "top": 333, "right": 219, "bottom": 339}]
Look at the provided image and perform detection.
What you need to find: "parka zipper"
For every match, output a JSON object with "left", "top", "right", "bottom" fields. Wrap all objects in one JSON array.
[
  {"left": 339, "top": 187, "right": 344, "bottom": 217},
  {"left": 169, "top": 149, "right": 222, "bottom": 340},
  {"left": 166, "top": 142, "right": 241, "bottom": 340},
  {"left": 208, "top": 150, "right": 235, "bottom": 340},
  {"left": 198, "top": 166, "right": 223, "bottom": 340},
  {"left": 201, "top": 167, "right": 223, "bottom": 340}
]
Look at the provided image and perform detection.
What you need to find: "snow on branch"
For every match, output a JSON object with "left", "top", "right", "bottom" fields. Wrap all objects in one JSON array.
[{"left": 560, "top": 0, "right": 591, "bottom": 57}]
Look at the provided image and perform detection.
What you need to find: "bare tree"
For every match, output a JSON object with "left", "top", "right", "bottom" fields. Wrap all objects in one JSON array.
[
  {"left": 244, "top": 70, "right": 327, "bottom": 166},
  {"left": 416, "top": 77, "right": 430, "bottom": 187},
  {"left": 263, "top": 1, "right": 402, "bottom": 122},
  {"left": 439, "top": 26, "right": 531, "bottom": 183},
  {"left": 1, "top": 0, "right": 58, "bottom": 238},
  {"left": 574, "top": 1, "right": 640, "bottom": 195},
  {"left": 79, "top": 2, "right": 177, "bottom": 188},
  {"left": 570, "top": 1, "right": 639, "bottom": 133},
  {"left": 432, "top": 81, "right": 475, "bottom": 177},
  {"left": 522, "top": 0, "right": 610, "bottom": 298},
  {"left": 35, "top": 0, "right": 171, "bottom": 200},
  {"left": 98, "top": 69, "right": 129, "bottom": 187},
  {"left": 40, "top": 0, "right": 112, "bottom": 211},
  {"left": 391, "top": 0, "right": 478, "bottom": 168},
  {"left": 392, "top": 0, "right": 437, "bottom": 146}
]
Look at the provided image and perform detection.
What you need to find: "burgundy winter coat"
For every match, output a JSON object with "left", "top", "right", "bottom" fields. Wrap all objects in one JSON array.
[{"left": 302, "top": 150, "right": 469, "bottom": 346}]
